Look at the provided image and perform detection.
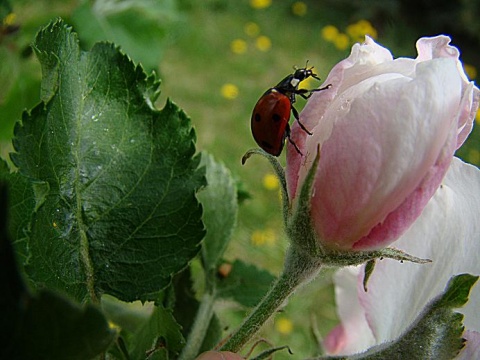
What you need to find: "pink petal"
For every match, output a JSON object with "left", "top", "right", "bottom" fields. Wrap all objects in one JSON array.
[
  {"left": 311, "top": 59, "right": 462, "bottom": 250},
  {"left": 287, "top": 35, "right": 479, "bottom": 251}
]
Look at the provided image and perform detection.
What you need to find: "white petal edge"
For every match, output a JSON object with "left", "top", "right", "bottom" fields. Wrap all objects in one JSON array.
[
  {"left": 325, "top": 267, "right": 375, "bottom": 354},
  {"left": 458, "top": 330, "right": 480, "bottom": 360}
]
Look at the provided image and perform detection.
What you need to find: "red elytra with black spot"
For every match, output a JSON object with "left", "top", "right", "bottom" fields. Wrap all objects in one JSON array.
[
  {"left": 251, "top": 66, "right": 331, "bottom": 156},
  {"left": 252, "top": 89, "right": 291, "bottom": 156}
]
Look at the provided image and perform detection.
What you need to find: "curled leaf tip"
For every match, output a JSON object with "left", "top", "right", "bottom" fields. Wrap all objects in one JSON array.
[{"left": 241, "top": 148, "right": 275, "bottom": 165}]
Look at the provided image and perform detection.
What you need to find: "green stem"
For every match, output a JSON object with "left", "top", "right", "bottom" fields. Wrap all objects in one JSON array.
[
  {"left": 178, "top": 291, "right": 216, "bottom": 360},
  {"left": 219, "top": 246, "right": 323, "bottom": 353}
]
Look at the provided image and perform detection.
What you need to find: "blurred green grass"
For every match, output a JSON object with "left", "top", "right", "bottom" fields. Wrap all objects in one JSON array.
[{"left": 1, "top": 0, "right": 479, "bottom": 358}]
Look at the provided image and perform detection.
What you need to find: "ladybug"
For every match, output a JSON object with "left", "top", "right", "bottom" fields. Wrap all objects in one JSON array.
[{"left": 251, "top": 65, "right": 331, "bottom": 156}]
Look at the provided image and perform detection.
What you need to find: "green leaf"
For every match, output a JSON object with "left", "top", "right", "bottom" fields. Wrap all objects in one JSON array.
[
  {"left": 129, "top": 305, "right": 185, "bottom": 360},
  {"left": 0, "top": 160, "right": 35, "bottom": 265},
  {"left": 198, "top": 152, "right": 238, "bottom": 272},
  {"left": 0, "top": 184, "right": 115, "bottom": 360},
  {"left": 10, "top": 19, "right": 206, "bottom": 303},
  {"left": 71, "top": 0, "right": 181, "bottom": 70},
  {"left": 436, "top": 273, "right": 479, "bottom": 308},
  {"left": 318, "top": 274, "right": 479, "bottom": 360},
  {"left": 217, "top": 259, "right": 276, "bottom": 308}
]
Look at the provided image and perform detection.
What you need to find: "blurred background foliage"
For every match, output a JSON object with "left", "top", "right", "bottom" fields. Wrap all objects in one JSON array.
[{"left": 1, "top": 0, "right": 479, "bottom": 358}]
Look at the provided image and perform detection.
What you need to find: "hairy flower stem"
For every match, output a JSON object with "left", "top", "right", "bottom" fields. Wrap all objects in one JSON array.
[{"left": 219, "top": 245, "right": 323, "bottom": 353}]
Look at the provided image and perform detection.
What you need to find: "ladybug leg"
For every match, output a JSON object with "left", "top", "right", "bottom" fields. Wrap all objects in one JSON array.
[
  {"left": 292, "top": 106, "right": 313, "bottom": 135},
  {"left": 295, "top": 89, "right": 311, "bottom": 100},
  {"left": 313, "top": 83, "right": 333, "bottom": 92},
  {"left": 297, "top": 84, "right": 332, "bottom": 99},
  {"left": 286, "top": 124, "right": 303, "bottom": 156}
]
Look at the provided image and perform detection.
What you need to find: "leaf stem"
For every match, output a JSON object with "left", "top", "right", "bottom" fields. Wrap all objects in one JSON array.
[
  {"left": 178, "top": 292, "right": 216, "bottom": 360},
  {"left": 79, "top": 229, "right": 98, "bottom": 303},
  {"left": 219, "top": 246, "right": 322, "bottom": 353},
  {"left": 75, "top": 144, "right": 97, "bottom": 303}
]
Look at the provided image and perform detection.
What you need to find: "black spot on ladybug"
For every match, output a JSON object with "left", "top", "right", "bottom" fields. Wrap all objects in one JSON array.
[
  {"left": 272, "top": 113, "right": 282, "bottom": 122},
  {"left": 255, "top": 113, "right": 261, "bottom": 122}
]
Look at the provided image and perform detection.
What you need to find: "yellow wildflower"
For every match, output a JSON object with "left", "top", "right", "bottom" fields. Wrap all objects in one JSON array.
[
  {"left": 220, "top": 83, "right": 239, "bottom": 100},
  {"left": 276, "top": 317, "right": 293, "bottom": 334},
  {"left": 251, "top": 228, "right": 277, "bottom": 246},
  {"left": 321, "top": 25, "right": 339, "bottom": 42},
  {"left": 299, "top": 75, "right": 317, "bottom": 90},
  {"left": 255, "top": 35, "right": 272, "bottom": 52},
  {"left": 263, "top": 173, "right": 279, "bottom": 190},
  {"left": 333, "top": 33, "right": 350, "bottom": 50},
  {"left": 292, "top": 1, "right": 307, "bottom": 16},
  {"left": 230, "top": 39, "right": 247, "bottom": 54},
  {"left": 3, "top": 13, "right": 16, "bottom": 26},
  {"left": 347, "top": 19, "right": 378, "bottom": 42},
  {"left": 250, "top": 0, "right": 271, "bottom": 9}
]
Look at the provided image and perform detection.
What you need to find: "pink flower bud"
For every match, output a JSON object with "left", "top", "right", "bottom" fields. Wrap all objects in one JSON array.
[{"left": 286, "top": 36, "right": 479, "bottom": 251}]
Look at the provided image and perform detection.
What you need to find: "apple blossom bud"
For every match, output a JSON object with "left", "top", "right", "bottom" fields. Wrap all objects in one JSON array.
[{"left": 286, "top": 36, "right": 479, "bottom": 251}]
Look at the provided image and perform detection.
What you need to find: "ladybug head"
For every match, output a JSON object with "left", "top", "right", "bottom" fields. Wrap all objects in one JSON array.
[{"left": 293, "top": 67, "right": 321, "bottom": 82}]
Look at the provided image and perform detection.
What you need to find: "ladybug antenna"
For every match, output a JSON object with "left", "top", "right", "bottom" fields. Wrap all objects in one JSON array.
[{"left": 305, "top": 59, "right": 315, "bottom": 71}]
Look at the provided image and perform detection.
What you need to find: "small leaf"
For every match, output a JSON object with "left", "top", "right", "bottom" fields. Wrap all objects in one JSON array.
[
  {"left": 436, "top": 273, "right": 479, "bottom": 308},
  {"left": 198, "top": 152, "right": 238, "bottom": 271},
  {"left": 129, "top": 305, "right": 185, "bottom": 360},
  {"left": 11, "top": 19, "right": 206, "bottom": 303},
  {"left": 217, "top": 260, "right": 276, "bottom": 307}
]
